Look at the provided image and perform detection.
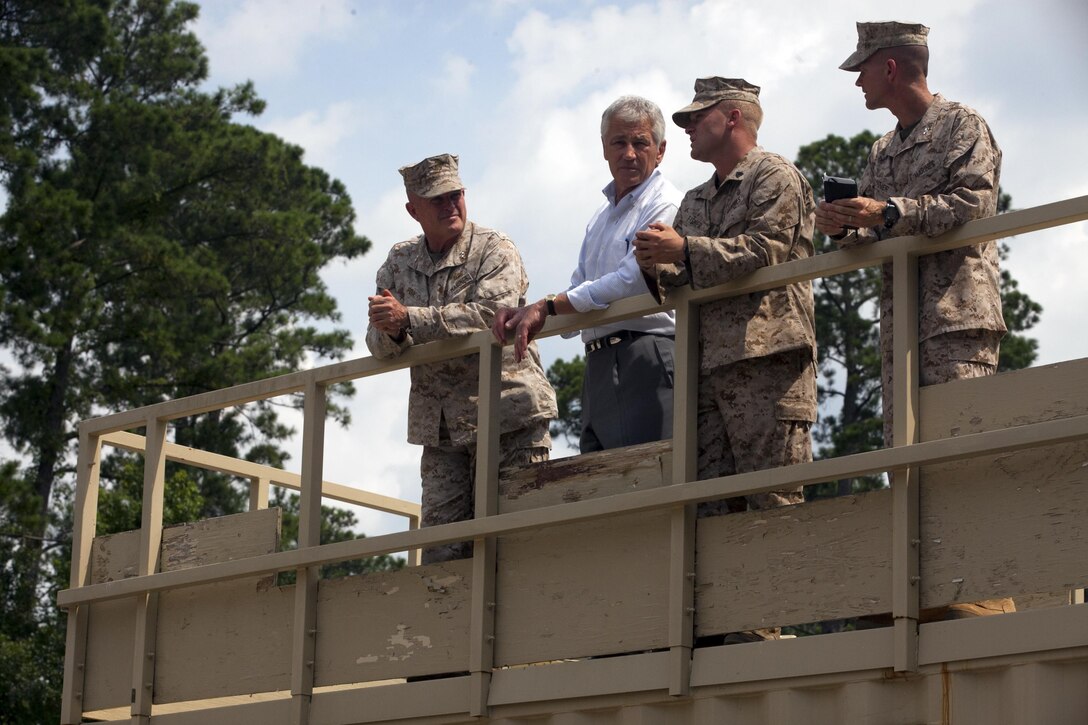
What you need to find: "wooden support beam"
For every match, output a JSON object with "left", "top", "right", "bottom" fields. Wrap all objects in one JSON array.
[
  {"left": 668, "top": 299, "right": 699, "bottom": 696},
  {"left": 891, "top": 248, "right": 920, "bottom": 673},
  {"left": 61, "top": 431, "right": 103, "bottom": 724},
  {"left": 291, "top": 382, "right": 326, "bottom": 725},
  {"left": 131, "top": 418, "right": 167, "bottom": 722},
  {"left": 469, "top": 341, "right": 502, "bottom": 716}
]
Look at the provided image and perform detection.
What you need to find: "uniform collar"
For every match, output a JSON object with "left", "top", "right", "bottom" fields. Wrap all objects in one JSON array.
[
  {"left": 408, "top": 222, "right": 474, "bottom": 273},
  {"left": 695, "top": 145, "right": 765, "bottom": 200},
  {"left": 888, "top": 94, "right": 948, "bottom": 155}
]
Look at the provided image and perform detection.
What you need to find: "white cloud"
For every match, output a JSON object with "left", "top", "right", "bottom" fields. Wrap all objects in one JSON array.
[
  {"left": 260, "top": 101, "right": 361, "bottom": 170},
  {"left": 194, "top": 0, "right": 357, "bottom": 82},
  {"left": 436, "top": 55, "right": 477, "bottom": 96}
]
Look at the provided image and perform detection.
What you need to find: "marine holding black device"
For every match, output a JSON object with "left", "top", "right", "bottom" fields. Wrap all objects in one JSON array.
[{"left": 822, "top": 176, "right": 858, "bottom": 229}]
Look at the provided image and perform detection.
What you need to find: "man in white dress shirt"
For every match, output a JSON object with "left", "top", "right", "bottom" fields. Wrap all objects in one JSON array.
[{"left": 493, "top": 96, "right": 683, "bottom": 452}]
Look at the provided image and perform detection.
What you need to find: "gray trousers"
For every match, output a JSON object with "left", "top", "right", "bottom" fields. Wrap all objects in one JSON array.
[{"left": 580, "top": 332, "right": 675, "bottom": 453}]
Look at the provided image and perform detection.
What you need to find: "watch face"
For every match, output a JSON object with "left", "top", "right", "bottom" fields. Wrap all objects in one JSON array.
[{"left": 884, "top": 202, "right": 900, "bottom": 228}]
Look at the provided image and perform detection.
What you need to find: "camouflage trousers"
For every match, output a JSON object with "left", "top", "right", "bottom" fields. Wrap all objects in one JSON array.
[
  {"left": 420, "top": 418, "right": 550, "bottom": 564},
  {"left": 881, "top": 328, "right": 1003, "bottom": 447},
  {"left": 696, "top": 349, "right": 816, "bottom": 516}
]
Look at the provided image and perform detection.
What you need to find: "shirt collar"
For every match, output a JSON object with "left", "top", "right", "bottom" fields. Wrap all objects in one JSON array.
[{"left": 601, "top": 167, "right": 662, "bottom": 207}]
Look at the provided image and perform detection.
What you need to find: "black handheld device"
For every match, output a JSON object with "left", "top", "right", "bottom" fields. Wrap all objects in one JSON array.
[{"left": 823, "top": 176, "right": 858, "bottom": 202}]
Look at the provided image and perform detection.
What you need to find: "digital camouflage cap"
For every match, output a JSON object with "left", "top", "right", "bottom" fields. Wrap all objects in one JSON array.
[
  {"left": 672, "top": 77, "right": 761, "bottom": 127},
  {"left": 840, "top": 21, "right": 929, "bottom": 71},
  {"left": 399, "top": 153, "right": 464, "bottom": 198}
]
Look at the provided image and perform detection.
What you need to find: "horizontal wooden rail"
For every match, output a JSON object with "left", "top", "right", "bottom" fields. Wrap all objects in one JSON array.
[
  {"left": 101, "top": 431, "right": 419, "bottom": 520},
  {"left": 58, "top": 411, "right": 1088, "bottom": 609}
]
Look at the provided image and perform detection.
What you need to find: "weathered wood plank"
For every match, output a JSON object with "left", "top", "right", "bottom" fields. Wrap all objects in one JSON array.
[
  {"left": 695, "top": 490, "right": 893, "bottom": 635},
  {"left": 498, "top": 440, "right": 671, "bottom": 512},
  {"left": 918, "top": 359, "right": 1088, "bottom": 609},
  {"left": 919, "top": 441, "right": 1088, "bottom": 608},
  {"left": 154, "top": 509, "right": 284, "bottom": 703},
  {"left": 160, "top": 507, "right": 281, "bottom": 573},
  {"left": 153, "top": 578, "right": 294, "bottom": 703},
  {"left": 83, "top": 510, "right": 284, "bottom": 706},
  {"left": 494, "top": 441, "right": 674, "bottom": 666},
  {"left": 494, "top": 511, "right": 672, "bottom": 665},
  {"left": 83, "top": 598, "right": 137, "bottom": 711},
  {"left": 919, "top": 358, "right": 1088, "bottom": 443},
  {"left": 83, "top": 529, "right": 141, "bottom": 710},
  {"left": 314, "top": 559, "right": 472, "bottom": 685}
]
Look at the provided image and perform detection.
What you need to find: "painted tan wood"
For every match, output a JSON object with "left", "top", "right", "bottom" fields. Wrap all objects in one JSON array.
[
  {"left": 83, "top": 527, "right": 142, "bottom": 710},
  {"left": 160, "top": 507, "right": 281, "bottom": 572},
  {"left": 61, "top": 431, "right": 104, "bottom": 724},
  {"left": 919, "top": 357, "right": 1088, "bottom": 442},
  {"left": 153, "top": 508, "right": 288, "bottom": 703},
  {"left": 90, "top": 528, "right": 142, "bottom": 584},
  {"left": 81, "top": 510, "right": 283, "bottom": 707},
  {"left": 493, "top": 509, "right": 672, "bottom": 665},
  {"left": 61, "top": 196, "right": 1088, "bottom": 724},
  {"left": 668, "top": 300, "right": 699, "bottom": 695},
  {"left": 695, "top": 489, "right": 893, "bottom": 635},
  {"left": 918, "top": 359, "right": 1088, "bottom": 609},
  {"left": 313, "top": 559, "right": 472, "bottom": 685},
  {"left": 83, "top": 598, "right": 138, "bottom": 711},
  {"left": 919, "top": 440, "right": 1088, "bottom": 608},
  {"left": 103, "top": 430, "right": 421, "bottom": 521},
  {"left": 497, "top": 440, "right": 670, "bottom": 512},
  {"left": 494, "top": 442, "right": 675, "bottom": 666},
  {"left": 154, "top": 579, "right": 294, "bottom": 703}
]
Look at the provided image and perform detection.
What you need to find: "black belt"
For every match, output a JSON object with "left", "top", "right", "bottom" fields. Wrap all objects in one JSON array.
[{"left": 585, "top": 330, "right": 671, "bottom": 354}]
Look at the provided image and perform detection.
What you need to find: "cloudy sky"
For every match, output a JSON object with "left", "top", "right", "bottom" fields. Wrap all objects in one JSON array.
[{"left": 185, "top": 0, "right": 1088, "bottom": 540}]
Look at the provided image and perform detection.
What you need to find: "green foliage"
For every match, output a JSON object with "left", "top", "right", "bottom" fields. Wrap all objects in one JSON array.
[
  {"left": 996, "top": 241, "right": 1042, "bottom": 372},
  {"left": 545, "top": 355, "right": 585, "bottom": 445},
  {"left": 0, "top": 462, "right": 65, "bottom": 725}
]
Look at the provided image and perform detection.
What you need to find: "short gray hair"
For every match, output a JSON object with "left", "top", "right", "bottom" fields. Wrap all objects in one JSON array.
[{"left": 601, "top": 96, "right": 666, "bottom": 145}]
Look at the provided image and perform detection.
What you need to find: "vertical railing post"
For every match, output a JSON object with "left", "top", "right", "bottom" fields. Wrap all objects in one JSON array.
[
  {"left": 406, "top": 514, "right": 422, "bottom": 568},
  {"left": 668, "top": 296, "right": 699, "bottom": 695},
  {"left": 891, "top": 248, "right": 921, "bottom": 673},
  {"left": 249, "top": 475, "right": 270, "bottom": 512},
  {"left": 60, "top": 429, "right": 103, "bottom": 725},
  {"left": 292, "top": 380, "right": 326, "bottom": 725},
  {"left": 469, "top": 339, "right": 502, "bottom": 716},
  {"left": 131, "top": 417, "right": 167, "bottom": 723}
]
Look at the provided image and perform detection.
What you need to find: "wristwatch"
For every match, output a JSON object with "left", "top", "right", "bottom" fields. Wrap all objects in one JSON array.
[
  {"left": 883, "top": 200, "right": 901, "bottom": 230},
  {"left": 545, "top": 294, "right": 557, "bottom": 316}
]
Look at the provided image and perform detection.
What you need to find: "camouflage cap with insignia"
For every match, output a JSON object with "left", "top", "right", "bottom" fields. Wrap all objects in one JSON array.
[
  {"left": 398, "top": 153, "right": 464, "bottom": 198},
  {"left": 840, "top": 21, "right": 929, "bottom": 71},
  {"left": 672, "top": 77, "right": 761, "bottom": 128}
]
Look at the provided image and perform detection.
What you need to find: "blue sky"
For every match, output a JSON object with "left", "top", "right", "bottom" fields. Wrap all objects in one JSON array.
[{"left": 56, "top": 0, "right": 1088, "bottom": 539}]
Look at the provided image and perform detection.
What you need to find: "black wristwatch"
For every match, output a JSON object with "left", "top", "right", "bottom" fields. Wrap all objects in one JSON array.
[
  {"left": 883, "top": 200, "right": 901, "bottom": 230},
  {"left": 545, "top": 294, "right": 557, "bottom": 316}
]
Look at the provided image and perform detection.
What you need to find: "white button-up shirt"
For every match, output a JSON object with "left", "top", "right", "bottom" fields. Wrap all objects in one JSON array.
[{"left": 565, "top": 168, "right": 682, "bottom": 343}]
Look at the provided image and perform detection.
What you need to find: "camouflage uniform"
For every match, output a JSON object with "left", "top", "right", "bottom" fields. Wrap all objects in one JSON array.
[
  {"left": 652, "top": 146, "right": 818, "bottom": 512},
  {"left": 366, "top": 221, "right": 557, "bottom": 564},
  {"left": 836, "top": 95, "right": 1007, "bottom": 445},
  {"left": 839, "top": 22, "right": 1013, "bottom": 621}
]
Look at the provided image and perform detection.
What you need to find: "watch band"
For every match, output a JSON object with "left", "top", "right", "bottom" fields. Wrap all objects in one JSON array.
[{"left": 545, "top": 294, "right": 557, "bottom": 316}]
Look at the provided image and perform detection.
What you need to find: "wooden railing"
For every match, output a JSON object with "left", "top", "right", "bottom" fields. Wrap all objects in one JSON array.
[{"left": 58, "top": 195, "right": 1088, "bottom": 723}]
